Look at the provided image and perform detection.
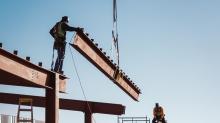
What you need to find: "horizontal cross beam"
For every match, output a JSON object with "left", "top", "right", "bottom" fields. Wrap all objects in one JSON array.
[
  {"left": 0, "top": 92, "right": 125, "bottom": 115},
  {"left": 70, "top": 31, "right": 141, "bottom": 101},
  {"left": 0, "top": 48, "right": 66, "bottom": 92}
]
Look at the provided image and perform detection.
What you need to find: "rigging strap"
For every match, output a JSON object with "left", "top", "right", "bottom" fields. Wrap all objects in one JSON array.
[{"left": 112, "top": 0, "right": 120, "bottom": 66}]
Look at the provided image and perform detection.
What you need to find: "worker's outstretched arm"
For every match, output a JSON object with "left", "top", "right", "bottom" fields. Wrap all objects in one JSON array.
[{"left": 63, "top": 23, "right": 80, "bottom": 32}]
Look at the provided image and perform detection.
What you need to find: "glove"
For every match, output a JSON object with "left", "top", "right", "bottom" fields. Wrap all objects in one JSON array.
[{"left": 76, "top": 27, "right": 84, "bottom": 32}]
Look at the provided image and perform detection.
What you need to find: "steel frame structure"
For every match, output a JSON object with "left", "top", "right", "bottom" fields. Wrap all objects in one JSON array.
[
  {"left": 0, "top": 47, "right": 67, "bottom": 92},
  {"left": 0, "top": 47, "right": 125, "bottom": 123}
]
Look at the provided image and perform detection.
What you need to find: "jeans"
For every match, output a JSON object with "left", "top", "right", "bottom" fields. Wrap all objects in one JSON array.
[{"left": 54, "top": 43, "right": 66, "bottom": 73}]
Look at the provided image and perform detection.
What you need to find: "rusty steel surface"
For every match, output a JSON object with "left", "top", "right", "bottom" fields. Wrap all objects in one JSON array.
[
  {"left": 70, "top": 31, "right": 141, "bottom": 101},
  {"left": 85, "top": 111, "right": 92, "bottom": 123},
  {"left": 0, "top": 48, "right": 66, "bottom": 92},
  {"left": 46, "top": 73, "right": 59, "bottom": 123},
  {"left": 0, "top": 92, "right": 125, "bottom": 115}
]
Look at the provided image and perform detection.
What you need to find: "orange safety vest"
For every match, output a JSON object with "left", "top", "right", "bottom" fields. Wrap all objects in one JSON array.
[{"left": 153, "top": 106, "right": 164, "bottom": 117}]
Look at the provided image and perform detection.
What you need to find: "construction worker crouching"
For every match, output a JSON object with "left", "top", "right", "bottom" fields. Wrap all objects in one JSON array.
[
  {"left": 50, "top": 16, "right": 81, "bottom": 74},
  {"left": 152, "top": 103, "right": 166, "bottom": 123}
]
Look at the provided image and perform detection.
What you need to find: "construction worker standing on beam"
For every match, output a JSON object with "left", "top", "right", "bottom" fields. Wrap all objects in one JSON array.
[
  {"left": 152, "top": 103, "right": 166, "bottom": 123},
  {"left": 50, "top": 16, "right": 80, "bottom": 74}
]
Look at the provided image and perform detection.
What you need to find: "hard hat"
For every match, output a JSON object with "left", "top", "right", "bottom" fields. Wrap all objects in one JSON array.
[{"left": 62, "top": 16, "right": 69, "bottom": 22}]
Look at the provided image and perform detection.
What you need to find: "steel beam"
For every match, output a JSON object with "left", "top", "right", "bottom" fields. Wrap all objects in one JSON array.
[
  {"left": 0, "top": 92, "right": 125, "bottom": 115},
  {"left": 70, "top": 31, "right": 141, "bottom": 101},
  {"left": 0, "top": 48, "right": 66, "bottom": 92}
]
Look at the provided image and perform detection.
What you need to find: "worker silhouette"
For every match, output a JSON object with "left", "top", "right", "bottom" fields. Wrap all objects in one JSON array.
[
  {"left": 152, "top": 103, "right": 166, "bottom": 123},
  {"left": 50, "top": 16, "right": 80, "bottom": 74}
]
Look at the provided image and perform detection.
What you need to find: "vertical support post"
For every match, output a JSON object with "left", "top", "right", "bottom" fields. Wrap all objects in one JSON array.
[
  {"left": 45, "top": 73, "right": 59, "bottom": 123},
  {"left": 85, "top": 110, "right": 92, "bottom": 123},
  {"left": 117, "top": 116, "right": 119, "bottom": 123}
]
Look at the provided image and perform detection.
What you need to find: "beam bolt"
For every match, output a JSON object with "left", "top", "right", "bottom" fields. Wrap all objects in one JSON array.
[
  {"left": 38, "top": 62, "right": 42, "bottom": 67},
  {"left": 26, "top": 56, "right": 30, "bottom": 61},
  {"left": 13, "top": 50, "right": 18, "bottom": 55}
]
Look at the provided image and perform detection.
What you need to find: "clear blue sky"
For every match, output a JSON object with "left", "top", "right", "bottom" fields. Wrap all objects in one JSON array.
[{"left": 1, "top": 0, "right": 220, "bottom": 123}]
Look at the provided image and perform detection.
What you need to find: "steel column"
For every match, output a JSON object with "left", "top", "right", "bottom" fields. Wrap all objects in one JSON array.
[
  {"left": 45, "top": 73, "right": 59, "bottom": 123},
  {"left": 85, "top": 110, "right": 92, "bottom": 123}
]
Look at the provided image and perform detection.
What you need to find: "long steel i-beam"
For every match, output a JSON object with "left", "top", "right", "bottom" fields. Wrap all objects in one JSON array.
[
  {"left": 0, "top": 48, "right": 66, "bottom": 92},
  {"left": 0, "top": 92, "right": 125, "bottom": 115},
  {"left": 71, "top": 30, "right": 141, "bottom": 101}
]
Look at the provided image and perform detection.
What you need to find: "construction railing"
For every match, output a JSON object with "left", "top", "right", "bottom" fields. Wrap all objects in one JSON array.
[
  {"left": 118, "top": 116, "right": 150, "bottom": 123},
  {"left": 0, "top": 114, "right": 43, "bottom": 123}
]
